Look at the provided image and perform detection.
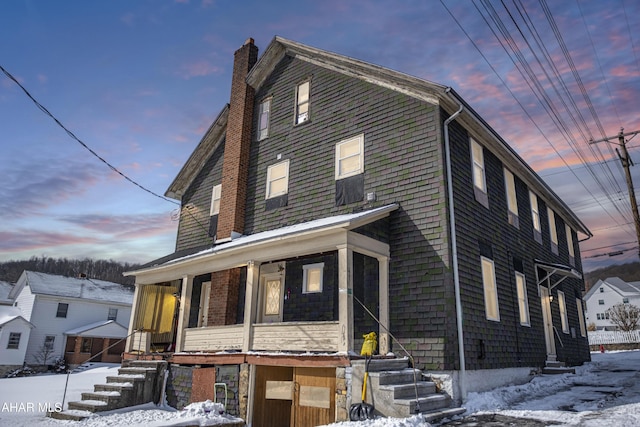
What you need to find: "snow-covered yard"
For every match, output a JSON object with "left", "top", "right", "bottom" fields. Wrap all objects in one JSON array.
[{"left": 1, "top": 351, "right": 640, "bottom": 426}]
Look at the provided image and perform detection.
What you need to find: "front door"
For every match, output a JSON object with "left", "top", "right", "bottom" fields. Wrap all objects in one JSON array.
[
  {"left": 260, "top": 273, "right": 284, "bottom": 323},
  {"left": 540, "top": 286, "right": 556, "bottom": 359}
]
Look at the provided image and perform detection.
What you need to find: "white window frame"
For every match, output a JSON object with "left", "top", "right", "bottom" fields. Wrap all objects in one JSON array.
[
  {"left": 258, "top": 98, "right": 271, "bottom": 141},
  {"left": 295, "top": 81, "right": 310, "bottom": 124},
  {"left": 515, "top": 271, "right": 530, "bottom": 326},
  {"left": 558, "top": 290, "right": 569, "bottom": 333},
  {"left": 530, "top": 191, "right": 541, "bottom": 232},
  {"left": 548, "top": 207, "right": 558, "bottom": 254},
  {"left": 566, "top": 224, "right": 575, "bottom": 263},
  {"left": 266, "top": 160, "right": 290, "bottom": 199},
  {"left": 210, "top": 184, "right": 221, "bottom": 216},
  {"left": 107, "top": 307, "right": 118, "bottom": 321},
  {"left": 481, "top": 256, "right": 500, "bottom": 321},
  {"left": 504, "top": 168, "right": 519, "bottom": 227},
  {"left": 335, "top": 134, "right": 364, "bottom": 180},
  {"left": 7, "top": 332, "right": 21, "bottom": 349},
  {"left": 303, "top": 263, "right": 324, "bottom": 294},
  {"left": 576, "top": 298, "right": 586, "bottom": 337},
  {"left": 471, "top": 139, "right": 487, "bottom": 193},
  {"left": 44, "top": 335, "right": 56, "bottom": 350},
  {"left": 56, "top": 302, "right": 68, "bottom": 318}
]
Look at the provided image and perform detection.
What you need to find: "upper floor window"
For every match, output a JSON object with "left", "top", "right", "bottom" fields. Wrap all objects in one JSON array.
[
  {"left": 471, "top": 139, "right": 489, "bottom": 208},
  {"left": 44, "top": 335, "right": 55, "bottom": 350},
  {"left": 504, "top": 168, "right": 519, "bottom": 228},
  {"left": 266, "top": 160, "right": 290, "bottom": 199},
  {"left": 600, "top": 287, "right": 604, "bottom": 293},
  {"left": 7, "top": 332, "right": 21, "bottom": 349},
  {"left": 56, "top": 302, "right": 68, "bottom": 318},
  {"left": 303, "top": 263, "right": 324, "bottom": 293},
  {"left": 481, "top": 256, "right": 500, "bottom": 321},
  {"left": 548, "top": 207, "right": 558, "bottom": 254},
  {"left": 335, "top": 134, "right": 364, "bottom": 180},
  {"left": 558, "top": 291, "right": 569, "bottom": 333},
  {"left": 623, "top": 297, "right": 629, "bottom": 304},
  {"left": 258, "top": 98, "right": 271, "bottom": 141},
  {"left": 210, "top": 184, "right": 222, "bottom": 216},
  {"left": 565, "top": 224, "right": 575, "bottom": 265},
  {"left": 529, "top": 191, "right": 542, "bottom": 243},
  {"left": 295, "top": 81, "right": 310, "bottom": 124},
  {"left": 576, "top": 298, "right": 586, "bottom": 337},
  {"left": 515, "top": 271, "right": 530, "bottom": 326},
  {"left": 598, "top": 299, "right": 604, "bottom": 305},
  {"left": 108, "top": 308, "right": 118, "bottom": 321}
]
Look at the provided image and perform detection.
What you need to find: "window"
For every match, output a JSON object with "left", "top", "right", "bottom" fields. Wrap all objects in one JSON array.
[
  {"left": 210, "top": 184, "right": 221, "bottom": 216},
  {"left": 56, "top": 302, "right": 68, "bottom": 318},
  {"left": 335, "top": 134, "right": 364, "bottom": 180},
  {"left": 606, "top": 312, "right": 610, "bottom": 319},
  {"left": 565, "top": 224, "right": 575, "bottom": 264},
  {"left": 471, "top": 139, "right": 486, "bottom": 193},
  {"left": 515, "top": 272, "right": 530, "bottom": 326},
  {"left": 623, "top": 297, "right": 629, "bottom": 304},
  {"left": 81, "top": 338, "right": 92, "bottom": 353},
  {"left": 504, "top": 168, "right": 519, "bottom": 227},
  {"left": 597, "top": 313, "right": 601, "bottom": 320},
  {"left": 295, "top": 81, "right": 310, "bottom": 124},
  {"left": 44, "top": 335, "right": 55, "bottom": 350},
  {"left": 266, "top": 160, "right": 290, "bottom": 199},
  {"left": 598, "top": 299, "right": 604, "bottom": 305},
  {"left": 576, "top": 298, "right": 586, "bottom": 337},
  {"left": 558, "top": 291, "right": 569, "bottom": 333},
  {"left": 481, "top": 256, "right": 500, "bottom": 321},
  {"left": 108, "top": 308, "right": 118, "bottom": 321},
  {"left": 258, "top": 98, "right": 271, "bottom": 140},
  {"left": 600, "top": 287, "right": 604, "bottom": 293},
  {"left": 264, "top": 280, "right": 281, "bottom": 316},
  {"left": 530, "top": 191, "right": 542, "bottom": 243},
  {"left": 7, "top": 332, "right": 21, "bottom": 349},
  {"left": 547, "top": 207, "right": 558, "bottom": 254},
  {"left": 303, "top": 263, "right": 324, "bottom": 293}
]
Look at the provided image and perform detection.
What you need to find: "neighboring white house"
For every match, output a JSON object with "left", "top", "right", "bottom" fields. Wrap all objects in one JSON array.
[
  {"left": 0, "top": 306, "right": 35, "bottom": 376},
  {"left": 584, "top": 277, "right": 640, "bottom": 330},
  {"left": 8, "top": 271, "right": 134, "bottom": 366},
  {"left": 0, "top": 281, "right": 14, "bottom": 306}
]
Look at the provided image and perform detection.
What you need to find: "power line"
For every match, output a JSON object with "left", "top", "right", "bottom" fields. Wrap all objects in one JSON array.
[{"left": 0, "top": 64, "right": 179, "bottom": 206}]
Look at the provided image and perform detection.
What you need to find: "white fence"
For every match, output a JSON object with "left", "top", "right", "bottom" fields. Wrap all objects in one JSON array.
[{"left": 588, "top": 330, "right": 640, "bottom": 345}]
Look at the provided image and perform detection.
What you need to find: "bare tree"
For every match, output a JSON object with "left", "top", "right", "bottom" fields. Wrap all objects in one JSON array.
[
  {"left": 34, "top": 343, "right": 55, "bottom": 367},
  {"left": 606, "top": 303, "right": 640, "bottom": 331}
]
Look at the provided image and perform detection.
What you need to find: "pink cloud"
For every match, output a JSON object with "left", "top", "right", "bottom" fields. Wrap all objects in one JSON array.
[{"left": 0, "top": 229, "right": 98, "bottom": 252}]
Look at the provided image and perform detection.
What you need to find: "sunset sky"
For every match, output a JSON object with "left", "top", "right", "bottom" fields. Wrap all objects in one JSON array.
[{"left": 1, "top": 0, "right": 639, "bottom": 272}]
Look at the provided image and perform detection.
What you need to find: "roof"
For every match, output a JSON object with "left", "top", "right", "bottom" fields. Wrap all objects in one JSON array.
[
  {"left": 0, "top": 306, "right": 34, "bottom": 328},
  {"left": 128, "top": 203, "right": 398, "bottom": 276},
  {"left": 10, "top": 271, "right": 134, "bottom": 305},
  {"left": 64, "top": 320, "right": 128, "bottom": 338},
  {"left": 165, "top": 36, "right": 590, "bottom": 238},
  {"left": 584, "top": 277, "right": 640, "bottom": 301},
  {"left": 0, "top": 281, "right": 14, "bottom": 304}
]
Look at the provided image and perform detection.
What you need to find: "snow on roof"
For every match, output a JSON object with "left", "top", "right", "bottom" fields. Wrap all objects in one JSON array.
[
  {"left": 22, "top": 271, "right": 134, "bottom": 305},
  {"left": 604, "top": 277, "right": 640, "bottom": 295},
  {"left": 0, "top": 306, "right": 34, "bottom": 328},
  {"left": 0, "top": 281, "right": 14, "bottom": 303},
  {"left": 64, "top": 319, "right": 128, "bottom": 338}
]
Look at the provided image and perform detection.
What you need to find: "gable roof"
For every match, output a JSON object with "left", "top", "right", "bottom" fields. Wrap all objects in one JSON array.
[
  {"left": 584, "top": 277, "right": 640, "bottom": 301},
  {"left": 0, "top": 306, "right": 34, "bottom": 328},
  {"left": 0, "top": 281, "right": 14, "bottom": 305},
  {"left": 10, "top": 271, "right": 134, "bottom": 305},
  {"left": 64, "top": 319, "right": 128, "bottom": 338}
]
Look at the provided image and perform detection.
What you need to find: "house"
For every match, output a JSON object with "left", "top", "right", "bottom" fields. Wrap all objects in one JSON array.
[
  {"left": 8, "top": 271, "right": 134, "bottom": 367},
  {"left": 0, "top": 306, "right": 34, "bottom": 376},
  {"left": 584, "top": 277, "right": 640, "bottom": 330},
  {"left": 123, "top": 37, "right": 591, "bottom": 425},
  {"left": 0, "top": 281, "right": 14, "bottom": 306}
]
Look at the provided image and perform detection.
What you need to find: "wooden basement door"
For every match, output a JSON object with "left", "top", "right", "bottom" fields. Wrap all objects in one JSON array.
[{"left": 253, "top": 366, "right": 336, "bottom": 427}]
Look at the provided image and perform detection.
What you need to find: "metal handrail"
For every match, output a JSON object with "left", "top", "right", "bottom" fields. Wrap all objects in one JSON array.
[{"left": 61, "top": 328, "right": 143, "bottom": 409}]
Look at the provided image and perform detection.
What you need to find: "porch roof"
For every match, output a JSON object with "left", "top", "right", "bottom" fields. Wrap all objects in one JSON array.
[
  {"left": 535, "top": 259, "right": 582, "bottom": 289},
  {"left": 64, "top": 320, "right": 128, "bottom": 338},
  {"left": 126, "top": 204, "right": 398, "bottom": 281}
]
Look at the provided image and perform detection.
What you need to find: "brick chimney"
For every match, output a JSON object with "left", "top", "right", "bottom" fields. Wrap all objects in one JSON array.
[
  {"left": 208, "top": 38, "right": 258, "bottom": 326},
  {"left": 217, "top": 37, "right": 258, "bottom": 241}
]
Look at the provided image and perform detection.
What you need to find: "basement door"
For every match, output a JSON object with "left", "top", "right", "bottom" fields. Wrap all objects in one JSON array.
[{"left": 540, "top": 286, "right": 556, "bottom": 358}]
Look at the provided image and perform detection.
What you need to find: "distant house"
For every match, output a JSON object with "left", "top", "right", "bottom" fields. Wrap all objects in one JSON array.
[
  {"left": 0, "top": 306, "right": 34, "bottom": 376},
  {"left": 584, "top": 277, "right": 640, "bottom": 330},
  {"left": 8, "top": 271, "right": 134, "bottom": 367},
  {"left": 0, "top": 281, "right": 14, "bottom": 306}
]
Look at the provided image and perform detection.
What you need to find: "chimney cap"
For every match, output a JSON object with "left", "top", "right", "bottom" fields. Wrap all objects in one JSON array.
[{"left": 244, "top": 38, "right": 255, "bottom": 46}]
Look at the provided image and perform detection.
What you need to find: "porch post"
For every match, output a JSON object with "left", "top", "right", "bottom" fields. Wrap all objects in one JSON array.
[
  {"left": 243, "top": 261, "right": 261, "bottom": 352},
  {"left": 125, "top": 282, "right": 142, "bottom": 352},
  {"left": 378, "top": 255, "right": 390, "bottom": 355},
  {"left": 338, "top": 245, "right": 354, "bottom": 353},
  {"left": 175, "top": 275, "right": 194, "bottom": 352}
]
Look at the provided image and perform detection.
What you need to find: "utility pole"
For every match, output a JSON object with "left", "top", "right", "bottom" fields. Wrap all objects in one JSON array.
[{"left": 590, "top": 128, "right": 640, "bottom": 257}]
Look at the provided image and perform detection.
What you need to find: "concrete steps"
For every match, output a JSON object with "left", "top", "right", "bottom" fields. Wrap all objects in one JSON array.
[
  {"left": 48, "top": 360, "right": 167, "bottom": 421},
  {"left": 542, "top": 359, "right": 576, "bottom": 375},
  {"left": 351, "top": 358, "right": 465, "bottom": 422}
]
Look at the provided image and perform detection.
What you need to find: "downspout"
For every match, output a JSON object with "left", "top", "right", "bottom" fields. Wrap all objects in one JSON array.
[{"left": 443, "top": 87, "right": 466, "bottom": 402}]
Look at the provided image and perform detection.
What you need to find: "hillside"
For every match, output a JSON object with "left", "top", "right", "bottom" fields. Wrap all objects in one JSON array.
[
  {"left": 584, "top": 261, "right": 640, "bottom": 291},
  {"left": 0, "top": 256, "right": 140, "bottom": 286}
]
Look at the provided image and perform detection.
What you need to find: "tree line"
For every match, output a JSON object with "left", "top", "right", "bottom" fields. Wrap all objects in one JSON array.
[{"left": 0, "top": 256, "right": 141, "bottom": 286}]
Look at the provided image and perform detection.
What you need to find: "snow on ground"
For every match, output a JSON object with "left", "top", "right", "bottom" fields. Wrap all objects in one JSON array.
[{"left": 2, "top": 351, "right": 640, "bottom": 426}]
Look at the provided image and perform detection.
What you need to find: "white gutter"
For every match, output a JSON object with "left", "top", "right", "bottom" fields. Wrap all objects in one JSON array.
[{"left": 443, "top": 87, "right": 466, "bottom": 402}]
